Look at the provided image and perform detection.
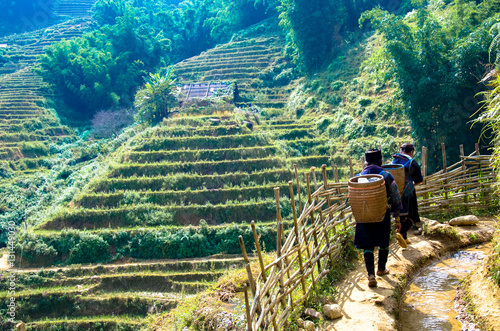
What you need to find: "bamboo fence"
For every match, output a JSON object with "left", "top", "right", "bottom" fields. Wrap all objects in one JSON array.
[{"left": 239, "top": 144, "right": 497, "bottom": 330}]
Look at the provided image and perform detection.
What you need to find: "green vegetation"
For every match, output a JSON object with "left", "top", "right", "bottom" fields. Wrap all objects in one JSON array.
[
  {"left": 135, "top": 69, "right": 179, "bottom": 124},
  {"left": 361, "top": 2, "right": 499, "bottom": 170},
  {"left": 477, "top": 22, "right": 500, "bottom": 288},
  {"left": 1, "top": 0, "right": 499, "bottom": 328}
]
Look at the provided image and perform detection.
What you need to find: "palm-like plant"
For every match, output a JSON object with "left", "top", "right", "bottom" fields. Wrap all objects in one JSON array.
[{"left": 135, "top": 68, "right": 179, "bottom": 123}]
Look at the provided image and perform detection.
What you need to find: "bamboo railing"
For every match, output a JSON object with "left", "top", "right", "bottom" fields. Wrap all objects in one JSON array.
[{"left": 240, "top": 144, "right": 497, "bottom": 330}]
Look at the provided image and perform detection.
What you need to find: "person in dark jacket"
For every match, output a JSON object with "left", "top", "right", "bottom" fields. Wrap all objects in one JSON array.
[
  {"left": 355, "top": 149, "right": 402, "bottom": 287},
  {"left": 391, "top": 143, "right": 423, "bottom": 245}
]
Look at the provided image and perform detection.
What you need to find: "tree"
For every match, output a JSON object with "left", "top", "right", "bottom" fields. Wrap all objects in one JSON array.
[
  {"left": 278, "top": 0, "right": 337, "bottom": 73},
  {"left": 361, "top": 7, "right": 495, "bottom": 170},
  {"left": 36, "top": 2, "right": 169, "bottom": 118},
  {"left": 134, "top": 69, "right": 180, "bottom": 124}
]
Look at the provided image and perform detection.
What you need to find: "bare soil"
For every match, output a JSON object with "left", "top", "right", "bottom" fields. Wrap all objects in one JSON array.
[
  {"left": 320, "top": 216, "right": 498, "bottom": 331},
  {"left": 466, "top": 259, "right": 500, "bottom": 330}
]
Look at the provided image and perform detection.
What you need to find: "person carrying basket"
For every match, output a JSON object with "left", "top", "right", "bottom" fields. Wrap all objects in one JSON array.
[
  {"left": 353, "top": 149, "right": 402, "bottom": 287},
  {"left": 391, "top": 143, "right": 423, "bottom": 245}
]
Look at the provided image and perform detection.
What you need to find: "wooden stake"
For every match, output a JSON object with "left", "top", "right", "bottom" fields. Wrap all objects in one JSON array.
[
  {"left": 422, "top": 146, "right": 429, "bottom": 202},
  {"left": 349, "top": 157, "right": 354, "bottom": 178},
  {"left": 305, "top": 172, "right": 321, "bottom": 272},
  {"left": 302, "top": 172, "right": 315, "bottom": 288},
  {"left": 311, "top": 166, "right": 318, "bottom": 191},
  {"left": 251, "top": 221, "right": 267, "bottom": 282},
  {"left": 331, "top": 161, "right": 344, "bottom": 218},
  {"left": 294, "top": 164, "right": 303, "bottom": 212},
  {"left": 244, "top": 286, "right": 252, "bottom": 331},
  {"left": 289, "top": 181, "right": 307, "bottom": 295},
  {"left": 274, "top": 187, "right": 287, "bottom": 309},
  {"left": 442, "top": 142, "right": 448, "bottom": 200},
  {"left": 460, "top": 145, "right": 468, "bottom": 204},
  {"left": 238, "top": 235, "right": 260, "bottom": 314}
]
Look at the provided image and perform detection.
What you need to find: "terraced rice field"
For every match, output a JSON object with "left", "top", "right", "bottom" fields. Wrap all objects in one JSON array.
[
  {"left": 38, "top": 114, "right": 331, "bottom": 231},
  {"left": 174, "top": 34, "right": 296, "bottom": 109},
  {"left": 0, "top": 19, "right": 88, "bottom": 174},
  {"left": 1, "top": 256, "right": 244, "bottom": 329},
  {"left": 53, "top": 0, "right": 96, "bottom": 18}
]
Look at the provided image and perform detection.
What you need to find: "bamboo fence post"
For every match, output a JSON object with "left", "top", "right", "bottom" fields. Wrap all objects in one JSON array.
[
  {"left": 349, "top": 157, "right": 354, "bottom": 178},
  {"left": 239, "top": 236, "right": 255, "bottom": 291},
  {"left": 361, "top": 156, "right": 365, "bottom": 168},
  {"left": 244, "top": 286, "right": 252, "bottom": 331},
  {"left": 294, "top": 164, "right": 303, "bottom": 212},
  {"left": 238, "top": 236, "right": 261, "bottom": 315},
  {"left": 475, "top": 142, "right": 486, "bottom": 200},
  {"left": 289, "top": 181, "right": 307, "bottom": 295},
  {"left": 322, "top": 165, "right": 333, "bottom": 212},
  {"left": 305, "top": 172, "right": 322, "bottom": 273},
  {"left": 422, "top": 146, "right": 429, "bottom": 202},
  {"left": 301, "top": 172, "right": 316, "bottom": 288},
  {"left": 331, "top": 161, "right": 344, "bottom": 218},
  {"left": 460, "top": 145, "right": 468, "bottom": 205},
  {"left": 251, "top": 221, "right": 267, "bottom": 282},
  {"left": 321, "top": 164, "right": 333, "bottom": 250},
  {"left": 274, "top": 188, "right": 288, "bottom": 310},
  {"left": 16, "top": 323, "right": 26, "bottom": 331},
  {"left": 442, "top": 143, "right": 448, "bottom": 200},
  {"left": 311, "top": 166, "right": 318, "bottom": 191}
]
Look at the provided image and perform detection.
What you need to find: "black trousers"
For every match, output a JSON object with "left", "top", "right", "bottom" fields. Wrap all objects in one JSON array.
[{"left": 361, "top": 246, "right": 389, "bottom": 276}]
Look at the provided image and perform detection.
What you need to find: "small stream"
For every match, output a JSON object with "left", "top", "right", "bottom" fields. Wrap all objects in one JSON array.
[{"left": 399, "top": 243, "right": 492, "bottom": 331}]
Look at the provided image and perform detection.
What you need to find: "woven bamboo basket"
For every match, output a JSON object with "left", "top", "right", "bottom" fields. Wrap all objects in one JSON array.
[
  {"left": 348, "top": 174, "right": 387, "bottom": 223},
  {"left": 382, "top": 164, "right": 405, "bottom": 196}
]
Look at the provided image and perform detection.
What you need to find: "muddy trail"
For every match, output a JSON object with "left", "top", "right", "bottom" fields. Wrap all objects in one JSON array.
[{"left": 320, "top": 216, "right": 498, "bottom": 331}]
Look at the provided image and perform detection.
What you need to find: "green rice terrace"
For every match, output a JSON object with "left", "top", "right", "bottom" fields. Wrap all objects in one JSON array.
[{"left": 0, "top": 18, "right": 90, "bottom": 176}]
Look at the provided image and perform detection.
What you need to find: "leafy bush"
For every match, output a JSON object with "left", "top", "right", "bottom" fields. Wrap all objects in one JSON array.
[
  {"left": 15, "top": 233, "right": 57, "bottom": 267},
  {"left": 36, "top": 5, "right": 169, "bottom": 117},
  {"left": 68, "top": 234, "right": 111, "bottom": 264},
  {"left": 134, "top": 69, "right": 180, "bottom": 124}
]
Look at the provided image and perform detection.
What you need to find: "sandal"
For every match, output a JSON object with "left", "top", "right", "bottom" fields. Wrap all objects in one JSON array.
[
  {"left": 376, "top": 269, "right": 390, "bottom": 276},
  {"left": 368, "top": 275, "right": 377, "bottom": 287},
  {"left": 396, "top": 233, "right": 407, "bottom": 248}
]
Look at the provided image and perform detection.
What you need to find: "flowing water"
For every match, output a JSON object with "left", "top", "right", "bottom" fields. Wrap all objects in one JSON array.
[{"left": 399, "top": 243, "right": 492, "bottom": 331}]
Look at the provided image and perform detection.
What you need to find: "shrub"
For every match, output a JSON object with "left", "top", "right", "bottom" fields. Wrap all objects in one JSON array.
[
  {"left": 15, "top": 234, "right": 57, "bottom": 267},
  {"left": 68, "top": 234, "right": 111, "bottom": 264}
]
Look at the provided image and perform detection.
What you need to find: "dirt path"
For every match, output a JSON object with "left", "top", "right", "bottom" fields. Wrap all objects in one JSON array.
[{"left": 320, "top": 216, "right": 497, "bottom": 331}]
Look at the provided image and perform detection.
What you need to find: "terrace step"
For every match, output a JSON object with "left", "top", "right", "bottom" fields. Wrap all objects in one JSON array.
[
  {"left": 41, "top": 198, "right": 286, "bottom": 229},
  {"left": 91, "top": 168, "right": 295, "bottom": 192},
  {"left": 26, "top": 316, "right": 146, "bottom": 330},
  {"left": 123, "top": 145, "right": 278, "bottom": 163},
  {"left": 12, "top": 255, "right": 245, "bottom": 276},
  {"left": 109, "top": 155, "right": 329, "bottom": 177},
  {"left": 132, "top": 129, "right": 312, "bottom": 152},
  {"left": 75, "top": 182, "right": 289, "bottom": 208}
]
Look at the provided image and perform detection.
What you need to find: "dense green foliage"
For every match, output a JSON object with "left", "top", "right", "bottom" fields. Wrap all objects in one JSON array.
[
  {"left": 361, "top": 2, "right": 499, "bottom": 170},
  {"left": 18, "top": 223, "right": 279, "bottom": 266},
  {"left": 277, "top": 0, "right": 410, "bottom": 73},
  {"left": 477, "top": 23, "right": 500, "bottom": 286},
  {"left": 36, "top": 4, "right": 169, "bottom": 117}
]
